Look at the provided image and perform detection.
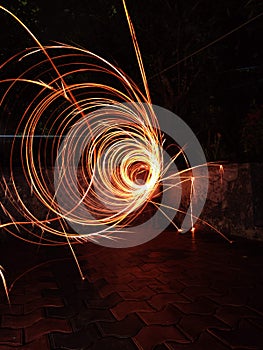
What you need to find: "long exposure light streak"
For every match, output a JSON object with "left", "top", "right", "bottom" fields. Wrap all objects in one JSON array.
[
  {"left": 0, "top": 265, "right": 10, "bottom": 305},
  {"left": 0, "top": 2, "right": 232, "bottom": 298}
]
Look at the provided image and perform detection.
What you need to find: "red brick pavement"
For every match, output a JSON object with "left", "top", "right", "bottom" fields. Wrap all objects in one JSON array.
[{"left": 0, "top": 231, "right": 263, "bottom": 349}]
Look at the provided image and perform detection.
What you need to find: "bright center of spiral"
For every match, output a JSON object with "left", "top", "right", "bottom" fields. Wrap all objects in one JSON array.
[{"left": 129, "top": 162, "right": 150, "bottom": 185}]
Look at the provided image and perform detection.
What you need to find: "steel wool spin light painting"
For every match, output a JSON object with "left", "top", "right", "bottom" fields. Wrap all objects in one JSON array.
[{"left": 1, "top": 0, "right": 251, "bottom": 298}]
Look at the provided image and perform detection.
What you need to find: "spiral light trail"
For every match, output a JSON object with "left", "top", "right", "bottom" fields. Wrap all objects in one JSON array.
[
  {"left": 0, "top": 3, "right": 231, "bottom": 294},
  {"left": 0, "top": 2, "right": 164, "bottom": 246}
]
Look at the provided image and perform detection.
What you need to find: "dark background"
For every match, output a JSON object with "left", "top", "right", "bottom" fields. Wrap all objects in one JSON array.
[{"left": 0, "top": 0, "right": 262, "bottom": 162}]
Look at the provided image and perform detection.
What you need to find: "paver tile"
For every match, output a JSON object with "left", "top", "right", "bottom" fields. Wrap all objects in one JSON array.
[
  {"left": 157, "top": 273, "right": 185, "bottom": 285},
  {"left": 84, "top": 292, "right": 123, "bottom": 309},
  {"left": 45, "top": 305, "right": 75, "bottom": 319},
  {"left": 141, "top": 263, "right": 163, "bottom": 272},
  {"left": 25, "top": 318, "right": 72, "bottom": 342},
  {"left": 88, "top": 336, "right": 138, "bottom": 350},
  {"left": 138, "top": 304, "right": 183, "bottom": 325},
  {"left": 208, "top": 287, "right": 251, "bottom": 307},
  {"left": 0, "top": 304, "right": 23, "bottom": 315},
  {"left": 111, "top": 300, "right": 155, "bottom": 320},
  {"left": 22, "top": 335, "right": 51, "bottom": 350},
  {"left": 178, "top": 315, "right": 230, "bottom": 340},
  {"left": 133, "top": 325, "right": 190, "bottom": 350},
  {"left": 129, "top": 278, "right": 159, "bottom": 291},
  {"left": 181, "top": 286, "right": 221, "bottom": 301},
  {"left": 148, "top": 293, "right": 190, "bottom": 311},
  {"left": 173, "top": 297, "right": 218, "bottom": 315},
  {"left": 103, "top": 274, "right": 135, "bottom": 284},
  {"left": 0, "top": 328, "right": 23, "bottom": 346},
  {"left": 0, "top": 335, "right": 50, "bottom": 350},
  {"left": 166, "top": 331, "right": 230, "bottom": 350},
  {"left": 118, "top": 286, "right": 156, "bottom": 301},
  {"left": 71, "top": 308, "right": 115, "bottom": 330},
  {"left": 98, "top": 313, "right": 145, "bottom": 337},
  {"left": 148, "top": 283, "right": 180, "bottom": 294},
  {"left": 24, "top": 296, "right": 64, "bottom": 313},
  {"left": 1, "top": 308, "right": 43, "bottom": 328},
  {"left": 215, "top": 305, "right": 261, "bottom": 327},
  {"left": 209, "top": 319, "right": 263, "bottom": 348},
  {"left": 98, "top": 283, "right": 133, "bottom": 298},
  {"left": 49, "top": 324, "right": 100, "bottom": 349}
]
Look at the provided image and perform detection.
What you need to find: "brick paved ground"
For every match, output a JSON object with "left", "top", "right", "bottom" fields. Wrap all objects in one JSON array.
[{"left": 0, "top": 230, "right": 263, "bottom": 349}]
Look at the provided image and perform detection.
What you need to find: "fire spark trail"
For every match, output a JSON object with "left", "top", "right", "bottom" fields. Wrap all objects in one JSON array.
[{"left": 0, "top": 2, "right": 232, "bottom": 296}]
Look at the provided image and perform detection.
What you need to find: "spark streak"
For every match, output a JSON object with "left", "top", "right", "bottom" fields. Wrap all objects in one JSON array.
[
  {"left": 0, "top": 2, "right": 229, "bottom": 293},
  {"left": 0, "top": 265, "right": 10, "bottom": 305}
]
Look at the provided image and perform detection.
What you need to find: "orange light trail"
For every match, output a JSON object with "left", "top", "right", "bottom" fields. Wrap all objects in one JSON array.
[
  {"left": 0, "top": 3, "right": 161, "bottom": 247},
  {"left": 0, "top": 2, "right": 231, "bottom": 296}
]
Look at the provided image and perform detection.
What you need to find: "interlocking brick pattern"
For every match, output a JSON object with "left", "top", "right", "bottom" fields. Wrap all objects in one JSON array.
[{"left": 0, "top": 231, "right": 262, "bottom": 349}]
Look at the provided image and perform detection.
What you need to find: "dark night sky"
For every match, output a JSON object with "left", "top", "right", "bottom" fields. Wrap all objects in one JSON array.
[
  {"left": 0, "top": 0, "right": 262, "bottom": 161},
  {"left": 0, "top": 1, "right": 261, "bottom": 74}
]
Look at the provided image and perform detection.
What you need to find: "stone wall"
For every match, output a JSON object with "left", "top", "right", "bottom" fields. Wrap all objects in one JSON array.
[
  {"left": 198, "top": 163, "right": 263, "bottom": 241},
  {"left": 1, "top": 163, "right": 262, "bottom": 242}
]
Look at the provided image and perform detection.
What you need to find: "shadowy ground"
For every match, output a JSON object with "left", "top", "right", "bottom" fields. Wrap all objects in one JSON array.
[{"left": 0, "top": 230, "right": 263, "bottom": 349}]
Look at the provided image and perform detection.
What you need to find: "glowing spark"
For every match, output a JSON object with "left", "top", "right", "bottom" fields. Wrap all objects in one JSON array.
[
  {"left": 0, "top": 2, "right": 232, "bottom": 290},
  {"left": 189, "top": 176, "right": 195, "bottom": 232},
  {"left": 219, "top": 164, "right": 224, "bottom": 185},
  {"left": 0, "top": 266, "right": 10, "bottom": 305}
]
